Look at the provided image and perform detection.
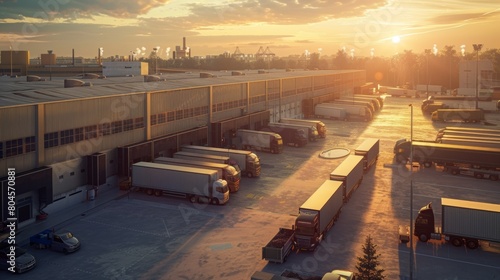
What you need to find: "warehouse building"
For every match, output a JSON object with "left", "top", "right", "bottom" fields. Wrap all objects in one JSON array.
[{"left": 0, "top": 69, "right": 365, "bottom": 228}]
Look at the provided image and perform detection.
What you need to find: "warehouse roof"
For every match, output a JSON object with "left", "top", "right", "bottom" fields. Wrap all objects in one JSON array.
[{"left": 0, "top": 69, "right": 360, "bottom": 108}]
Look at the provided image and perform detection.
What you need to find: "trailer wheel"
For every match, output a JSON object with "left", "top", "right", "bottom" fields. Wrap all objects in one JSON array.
[
  {"left": 466, "top": 239, "right": 479, "bottom": 249},
  {"left": 451, "top": 237, "right": 464, "bottom": 247},
  {"left": 475, "top": 173, "right": 483, "bottom": 179},
  {"left": 490, "top": 175, "right": 499, "bottom": 181},
  {"left": 154, "top": 190, "right": 162, "bottom": 196},
  {"left": 450, "top": 169, "right": 459, "bottom": 175},
  {"left": 211, "top": 198, "right": 220, "bottom": 205},
  {"left": 247, "top": 172, "right": 253, "bottom": 178},
  {"left": 189, "top": 195, "right": 197, "bottom": 203},
  {"left": 423, "top": 162, "right": 432, "bottom": 168},
  {"left": 418, "top": 234, "right": 429, "bottom": 242}
]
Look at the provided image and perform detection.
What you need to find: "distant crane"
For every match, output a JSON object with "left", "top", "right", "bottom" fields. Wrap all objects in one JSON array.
[
  {"left": 232, "top": 47, "right": 245, "bottom": 59},
  {"left": 256, "top": 46, "right": 275, "bottom": 61}
]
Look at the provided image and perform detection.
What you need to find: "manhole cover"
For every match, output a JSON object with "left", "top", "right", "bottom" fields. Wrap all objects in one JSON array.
[{"left": 319, "top": 148, "right": 350, "bottom": 159}]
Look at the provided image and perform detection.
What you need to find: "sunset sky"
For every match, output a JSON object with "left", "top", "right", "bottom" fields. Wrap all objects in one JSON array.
[{"left": 0, "top": 0, "right": 499, "bottom": 59}]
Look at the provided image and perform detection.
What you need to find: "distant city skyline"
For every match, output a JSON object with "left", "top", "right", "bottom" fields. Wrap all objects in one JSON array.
[{"left": 0, "top": 0, "right": 499, "bottom": 59}]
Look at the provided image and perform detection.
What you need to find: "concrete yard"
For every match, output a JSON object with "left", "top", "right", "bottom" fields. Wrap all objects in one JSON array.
[{"left": 6, "top": 96, "right": 500, "bottom": 280}]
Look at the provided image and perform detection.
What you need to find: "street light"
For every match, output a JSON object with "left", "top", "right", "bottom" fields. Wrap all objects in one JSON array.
[
  {"left": 425, "top": 49, "right": 431, "bottom": 98},
  {"left": 473, "top": 44, "right": 483, "bottom": 109},
  {"left": 409, "top": 104, "right": 414, "bottom": 280},
  {"left": 9, "top": 45, "right": 13, "bottom": 77}
]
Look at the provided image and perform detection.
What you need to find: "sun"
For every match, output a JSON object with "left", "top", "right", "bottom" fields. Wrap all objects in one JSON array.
[{"left": 392, "top": 36, "right": 401, "bottom": 44}]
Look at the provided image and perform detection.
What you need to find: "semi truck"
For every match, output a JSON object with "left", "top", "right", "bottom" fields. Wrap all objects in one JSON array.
[
  {"left": 438, "top": 126, "right": 500, "bottom": 135},
  {"left": 180, "top": 145, "right": 261, "bottom": 178},
  {"left": 261, "top": 228, "right": 295, "bottom": 263},
  {"left": 435, "top": 134, "right": 500, "bottom": 143},
  {"left": 431, "top": 108, "right": 484, "bottom": 122},
  {"left": 330, "top": 155, "right": 364, "bottom": 202},
  {"left": 329, "top": 100, "right": 375, "bottom": 114},
  {"left": 317, "top": 102, "right": 372, "bottom": 122},
  {"left": 339, "top": 96, "right": 381, "bottom": 111},
  {"left": 279, "top": 118, "right": 327, "bottom": 138},
  {"left": 154, "top": 157, "right": 241, "bottom": 192},
  {"left": 29, "top": 229, "right": 81, "bottom": 254},
  {"left": 405, "top": 198, "right": 500, "bottom": 249},
  {"left": 436, "top": 129, "right": 500, "bottom": 142},
  {"left": 393, "top": 139, "right": 500, "bottom": 169},
  {"left": 131, "top": 162, "right": 229, "bottom": 205},
  {"left": 270, "top": 122, "right": 318, "bottom": 142},
  {"left": 437, "top": 137, "right": 500, "bottom": 149},
  {"left": 354, "top": 138, "right": 380, "bottom": 171},
  {"left": 416, "top": 84, "right": 445, "bottom": 95},
  {"left": 356, "top": 94, "right": 384, "bottom": 108},
  {"left": 235, "top": 129, "right": 283, "bottom": 154},
  {"left": 314, "top": 104, "right": 347, "bottom": 120},
  {"left": 337, "top": 97, "right": 379, "bottom": 112},
  {"left": 173, "top": 152, "right": 233, "bottom": 166},
  {"left": 421, "top": 102, "right": 448, "bottom": 114},
  {"left": 262, "top": 123, "right": 308, "bottom": 147},
  {"left": 294, "top": 180, "right": 344, "bottom": 251}
]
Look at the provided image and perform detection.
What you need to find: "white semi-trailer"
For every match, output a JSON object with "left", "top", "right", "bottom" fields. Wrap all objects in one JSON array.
[
  {"left": 354, "top": 138, "right": 380, "bottom": 171},
  {"left": 131, "top": 162, "right": 229, "bottom": 205},
  {"left": 330, "top": 155, "right": 364, "bottom": 202},
  {"left": 181, "top": 145, "right": 261, "bottom": 178},
  {"left": 279, "top": 118, "right": 327, "bottom": 138},
  {"left": 235, "top": 129, "right": 283, "bottom": 154},
  {"left": 154, "top": 157, "right": 241, "bottom": 192}
]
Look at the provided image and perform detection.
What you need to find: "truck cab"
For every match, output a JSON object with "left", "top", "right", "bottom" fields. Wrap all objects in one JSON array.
[
  {"left": 414, "top": 203, "right": 435, "bottom": 242},
  {"left": 294, "top": 211, "right": 320, "bottom": 250},
  {"left": 393, "top": 138, "right": 411, "bottom": 163}
]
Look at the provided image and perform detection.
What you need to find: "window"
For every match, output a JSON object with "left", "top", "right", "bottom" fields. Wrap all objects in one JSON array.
[
  {"left": 184, "top": 108, "right": 193, "bottom": 118},
  {"left": 25, "top": 136, "right": 36, "bottom": 153},
  {"left": 167, "top": 111, "right": 175, "bottom": 122},
  {"left": 6, "top": 138, "right": 23, "bottom": 157},
  {"left": 216, "top": 103, "right": 223, "bottom": 112},
  {"left": 124, "top": 119, "right": 133, "bottom": 131},
  {"left": 194, "top": 107, "right": 201, "bottom": 116},
  {"left": 99, "top": 123, "right": 111, "bottom": 136},
  {"left": 85, "top": 125, "right": 97, "bottom": 139},
  {"left": 150, "top": 115, "right": 157, "bottom": 126},
  {"left": 175, "top": 110, "right": 183, "bottom": 120},
  {"left": 158, "top": 113, "right": 166, "bottom": 123},
  {"left": 74, "top": 128, "right": 84, "bottom": 142},
  {"left": 134, "top": 117, "right": 144, "bottom": 129},
  {"left": 201, "top": 106, "right": 209, "bottom": 114},
  {"left": 60, "top": 129, "right": 74, "bottom": 145},
  {"left": 44, "top": 132, "right": 59, "bottom": 148},
  {"left": 0, "top": 142, "right": 3, "bottom": 158},
  {"left": 112, "top": 121, "right": 122, "bottom": 134}
]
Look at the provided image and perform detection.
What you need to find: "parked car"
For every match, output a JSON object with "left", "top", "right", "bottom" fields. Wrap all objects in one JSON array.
[{"left": 0, "top": 242, "right": 36, "bottom": 273}]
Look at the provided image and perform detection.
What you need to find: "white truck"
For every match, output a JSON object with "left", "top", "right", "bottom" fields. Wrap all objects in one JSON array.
[
  {"left": 173, "top": 151, "right": 232, "bottom": 165},
  {"left": 270, "top": 122, "right": 318, "bottom": 142},
  {"left": 330, "top": 155, "right": 364, "bottom": 202},
  {"left": 235, "top": 129, "right": 283, "bottom": 154},
  {"left": 154, "top": 157, "right": 241, "bottom": 192},
  {"left": 354, "top": 138, "right": 380, "bottom": 171},
  {"left": 416, "top": 84, "right": 445, "bottom": 95},
  {"left": 131, "top": 162, "right": 229, "bottom": 205},
  {"left": 279, "top": 118, "right": 327, "bottom": 138},
  {"left": 314, "top": 104, "right": 347, "bottom": 120},
  {"left": 181, "top": 145, "right": 261, "bottom": 178},
  {"left": 318, "top": 102, "right": 372, "bottom": 122}
]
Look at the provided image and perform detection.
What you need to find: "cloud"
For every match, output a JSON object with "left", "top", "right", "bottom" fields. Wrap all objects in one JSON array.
[
  {"left": 428, "top": 11, "right": 500, "bottom": 25},
  {"left": 181, "top": 0, "right": 387, "bottom": 26},
  {"left": 0, "top": 0, "right": 171, "bottom": 20}
]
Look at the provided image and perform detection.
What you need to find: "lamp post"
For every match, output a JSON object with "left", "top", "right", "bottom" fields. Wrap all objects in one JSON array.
[
  {"left": 10, "top": 45, "right": 13, "bottom": 77},
  {"left": 409, "top": 104, "right": 414, "bottom": 280},
  {"left": 473, "top": 44, "right": 483, "bottom": 109},
  {"left": 424, "top": 49, "right": 431, "bottom": 98},
  {"left": 153, "top": 47, "right": 158, "bottom": 74}
]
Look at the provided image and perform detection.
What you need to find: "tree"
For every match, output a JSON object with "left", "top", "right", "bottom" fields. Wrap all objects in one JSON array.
[{"left": 355, "top": 235, "right": 385, "bottom": 280}]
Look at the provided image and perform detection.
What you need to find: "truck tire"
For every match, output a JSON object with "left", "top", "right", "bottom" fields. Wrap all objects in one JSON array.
[
  {"left": 247, "top": 172, "right": 253, "bottom": 178},
  {"left": 475, "top": 173, "right": 483, "bottom": 179},
  {"left": 418, "top": 234, "right": 429, "bottom": 242},
  {"left": 490, "top": 174, "right": 499, "bottom": 181},
  {"left": 211, "top": 198, "right": 220, "bottom": 205},
  {"left": 189, "top": 195, "right": 197, "bottom": 203},
  {"left": 451, "top": 237, "right": 464, "bottom": 247},
  {"left": 450, "top": 169, "right": 459, "bottom": 175},
  {"left": 466, "top": 239, "right": 479, "bottom": 249}
]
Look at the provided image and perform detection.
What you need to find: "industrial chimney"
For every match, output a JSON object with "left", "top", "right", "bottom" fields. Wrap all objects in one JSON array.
[{"left": 183, "top": 37, "right": 186, "bottom": 50}]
